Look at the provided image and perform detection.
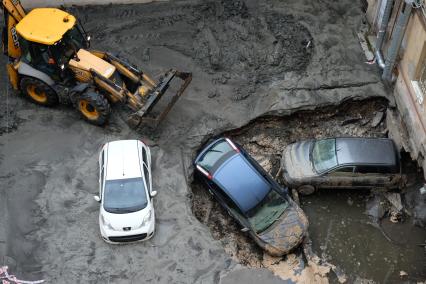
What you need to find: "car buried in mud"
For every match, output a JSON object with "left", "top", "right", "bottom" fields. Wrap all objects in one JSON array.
[
  {"left": 194, "top": 138, "right": 309, "bottom": 256},
  {"left": 94, "top": 140, "right": 157, "bottom": 243},
  {"left": 281, "top": 137, "right": 405, "bottom": 195}
]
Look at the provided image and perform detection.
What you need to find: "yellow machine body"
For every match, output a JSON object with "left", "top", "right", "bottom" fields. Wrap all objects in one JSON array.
[
  {"left": 16, "top": 8, "right": 76, "bottom": 45},
  {"left": 69, "top": 49, "right": 117, "bottom": 82}
]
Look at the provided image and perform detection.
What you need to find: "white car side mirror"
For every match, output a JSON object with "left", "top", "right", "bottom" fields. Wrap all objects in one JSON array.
[
  {"left": 150, "top": 191, "right": 157, "bottom": 197},
  {"left": 93, "top": 195, "right": 101, "bottom": 202}
]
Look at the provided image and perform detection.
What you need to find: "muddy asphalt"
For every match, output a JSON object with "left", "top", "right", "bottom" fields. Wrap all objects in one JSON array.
[{"left": 0, "top": 0, "right": 402, "bottom": 282}]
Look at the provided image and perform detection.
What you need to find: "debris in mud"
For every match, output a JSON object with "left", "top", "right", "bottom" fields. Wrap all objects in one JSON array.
[
  {"left": 371, "top": 111, "right": 385, "bottom": 128},
  {"left": 192, "top": 7, "right": 313, "bottom": 77},
  {"left": 0, "top": 266, "right": 44, "bottom": 284},
  {"left": 208, "top": 89, "right": 219, "bottom": 98},
  {"left": 191, "top": 98, "right": 426, "bottom": 282},
  {"left": 0, "top": 103, "right": 20, "bottom": 135},
  {"left": 142, "top": 47, "right": 151, "bottom": 62}
]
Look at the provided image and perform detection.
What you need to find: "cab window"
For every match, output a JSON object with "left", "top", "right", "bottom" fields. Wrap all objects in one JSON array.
[
  {"left": 27, "top": 43, "right": 59, "bottom": 78},
  {"left": 19, "top": 38, "right": 32, "bottom": 63},
  {"left": 64, "top": 25, "right": 86, "bottom": 50},
  {"left": 198, "top": 140, "right": 233, "bottom": 171}
]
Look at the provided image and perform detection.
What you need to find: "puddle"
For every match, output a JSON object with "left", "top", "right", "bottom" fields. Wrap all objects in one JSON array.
[
  {"left": 190, "top": 98, "right": 426, "bottom": 282},
  {"left": 302, "top": 188, "right": 426, "bottom": 283}
]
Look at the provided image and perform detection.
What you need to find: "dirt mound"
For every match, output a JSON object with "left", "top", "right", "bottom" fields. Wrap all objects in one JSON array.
[{"left": 192, "top": 2, "right": 313, "bottom": 78}]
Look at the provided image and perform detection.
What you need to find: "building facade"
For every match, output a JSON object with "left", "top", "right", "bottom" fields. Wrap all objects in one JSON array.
[{"left": 367, "top": 0, "right": 426, "bottom": 175}]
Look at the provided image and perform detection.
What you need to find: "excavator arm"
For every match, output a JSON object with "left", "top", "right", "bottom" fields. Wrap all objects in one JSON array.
[
  {"left": 2, "top": 0, "right": 25, "bottom": 58},
  {"left": 2, "top": 0, "right": 26, "bottom": 89}
]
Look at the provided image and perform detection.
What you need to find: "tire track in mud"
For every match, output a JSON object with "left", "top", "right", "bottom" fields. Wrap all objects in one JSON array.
[{"left": 72, "top": 0, "right": 314, "bottom": 102}]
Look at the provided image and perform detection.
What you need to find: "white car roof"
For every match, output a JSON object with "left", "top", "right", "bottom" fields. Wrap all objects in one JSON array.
[{"left": 105, "top": 140, "right": 142, "bottom": 180}]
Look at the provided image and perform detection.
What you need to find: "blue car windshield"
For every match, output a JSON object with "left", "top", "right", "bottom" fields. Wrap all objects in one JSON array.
[
  {"left": 198, "top": 140, "right": 233, "bottom": 171},
  {"left": 247, "top": 189, "right": 288, "bottom": 233},
  {"left": 312, "top": 139, "right": 338, "bottom": 173},
  {"left": 103, "top": 178, "right": 147, "bottom": 214}
]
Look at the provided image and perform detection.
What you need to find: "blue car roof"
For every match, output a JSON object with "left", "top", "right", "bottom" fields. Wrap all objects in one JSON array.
[{"left": 213, "top": 153, "right": 270, "bottom": 213}]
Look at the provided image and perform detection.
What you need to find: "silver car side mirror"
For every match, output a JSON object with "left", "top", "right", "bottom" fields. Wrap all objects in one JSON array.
[
  {"left": 93, "top": 195, "right": 101, "bottom": 202},
  {"left": 151, "top": 191, "right": 157, "bottom": 197},
  {"left": 241, "top": 227, "right": 249, "bottom": 233}
]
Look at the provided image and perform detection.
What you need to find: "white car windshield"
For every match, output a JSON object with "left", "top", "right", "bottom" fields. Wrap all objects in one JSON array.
[{"left": 103, "top": 178, "right": 148, "bottom": 214}]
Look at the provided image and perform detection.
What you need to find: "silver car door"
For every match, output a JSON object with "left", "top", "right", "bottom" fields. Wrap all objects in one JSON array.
[{"left": 320, "top": 166, "right": 356, "bottom": 188}]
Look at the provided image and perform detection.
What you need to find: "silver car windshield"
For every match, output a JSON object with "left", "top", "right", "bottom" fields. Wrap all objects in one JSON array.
[
  {"left": 312, "top": 139, "right": 338, "bottom": 173},
  {"left": 103, "top": 178, "right": 147, "bottom": 214}
]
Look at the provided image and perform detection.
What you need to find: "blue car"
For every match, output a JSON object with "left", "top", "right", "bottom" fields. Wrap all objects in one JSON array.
[{"left": 194, "top": 138, "right": 309, "bottom": 256}]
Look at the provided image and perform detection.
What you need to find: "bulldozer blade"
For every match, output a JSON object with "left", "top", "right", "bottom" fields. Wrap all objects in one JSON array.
[{"left": 127, "top": 70, "right": 192, "bottom": 129}]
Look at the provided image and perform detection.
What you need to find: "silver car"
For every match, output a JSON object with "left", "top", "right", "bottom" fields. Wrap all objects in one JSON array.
[{"left": 281, "top": 137, "right": 405, "bottom": 195}]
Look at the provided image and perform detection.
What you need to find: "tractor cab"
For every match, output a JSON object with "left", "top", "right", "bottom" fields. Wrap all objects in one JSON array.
[{"left": 16, "top": 8, "right": 90, "bottom": 80}]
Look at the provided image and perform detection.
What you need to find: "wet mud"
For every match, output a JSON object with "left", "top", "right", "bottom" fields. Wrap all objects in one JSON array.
[
  {"left": 191, "top": 98, "right": 426, "bottom": 283},
  {"left": 1, "top": 0, "right": 421, "bottom": 283}
]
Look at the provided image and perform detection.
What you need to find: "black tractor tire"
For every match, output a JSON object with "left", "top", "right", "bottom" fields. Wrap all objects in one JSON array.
[
  {"left": 297, "top": 185, "right": 316, "bottom": 196},
  {"left": 20, "top": 77, "right": 59, "bottom": 106},
  {"left": 76, "top": 90, "right": 111, "bottom": 126}
]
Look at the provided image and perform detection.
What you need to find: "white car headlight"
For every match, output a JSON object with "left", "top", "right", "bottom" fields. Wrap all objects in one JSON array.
[
  {"left": 101, "top": 214, "right": 115, "bottom": 231},
  {"left": 140, "top": 210, "right": 152, "bottom": 227}
]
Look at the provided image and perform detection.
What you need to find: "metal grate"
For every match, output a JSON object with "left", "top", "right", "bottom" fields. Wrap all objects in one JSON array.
[{"left": 108, "top": 233, "right": 147, "bottom": 243}]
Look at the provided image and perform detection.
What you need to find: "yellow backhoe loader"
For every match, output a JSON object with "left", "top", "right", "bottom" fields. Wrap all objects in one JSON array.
[{"left": 1, "top": 0, "right": 191, "bottom": 127}]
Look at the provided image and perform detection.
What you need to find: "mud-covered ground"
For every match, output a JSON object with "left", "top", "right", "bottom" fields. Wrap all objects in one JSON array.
[{"left": 2, "top": 0, "right": 421, "bottom": 283}]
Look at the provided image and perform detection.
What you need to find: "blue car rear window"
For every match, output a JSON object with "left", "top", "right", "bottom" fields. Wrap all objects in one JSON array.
[
  {"left": 198, "top": 140, "right": 233, "bottom": 171},
  {"left": 214, "top": 154, "right": 270, "bottom": 213}
]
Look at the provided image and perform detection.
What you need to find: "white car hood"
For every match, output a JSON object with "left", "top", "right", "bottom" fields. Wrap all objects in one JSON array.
[{"left": 101, "top": 204, "right": 152, "bottom": 231}]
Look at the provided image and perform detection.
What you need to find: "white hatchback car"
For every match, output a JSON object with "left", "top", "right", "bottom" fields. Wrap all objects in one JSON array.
[{"left": 94, "top": 140, "right": 156, "bottom": 243}]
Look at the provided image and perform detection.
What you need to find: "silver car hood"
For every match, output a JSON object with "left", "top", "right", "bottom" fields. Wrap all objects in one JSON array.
[{"left": 282, "top": 141, "right": 317, "bottom": 179}]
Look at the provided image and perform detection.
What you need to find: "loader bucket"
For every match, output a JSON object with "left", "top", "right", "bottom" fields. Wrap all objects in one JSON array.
[{"left": 127, "top": 70, "right": 192, "bottom": 129}]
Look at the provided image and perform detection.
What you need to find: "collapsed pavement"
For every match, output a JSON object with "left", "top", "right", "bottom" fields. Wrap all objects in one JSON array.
[
  {"left": 1, "top": 0, "right": 424, "bottom": 283},
  {"left": 192, "top": 98, "right": 426, "bottom": 282}
]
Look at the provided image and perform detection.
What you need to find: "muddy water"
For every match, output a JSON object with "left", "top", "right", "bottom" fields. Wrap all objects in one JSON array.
[
  {"left": 302, "top": 188, "right": 426, "bottom": 283},
  {"left": 192, "top": 98, "right": 426, "bottom": 282}
]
